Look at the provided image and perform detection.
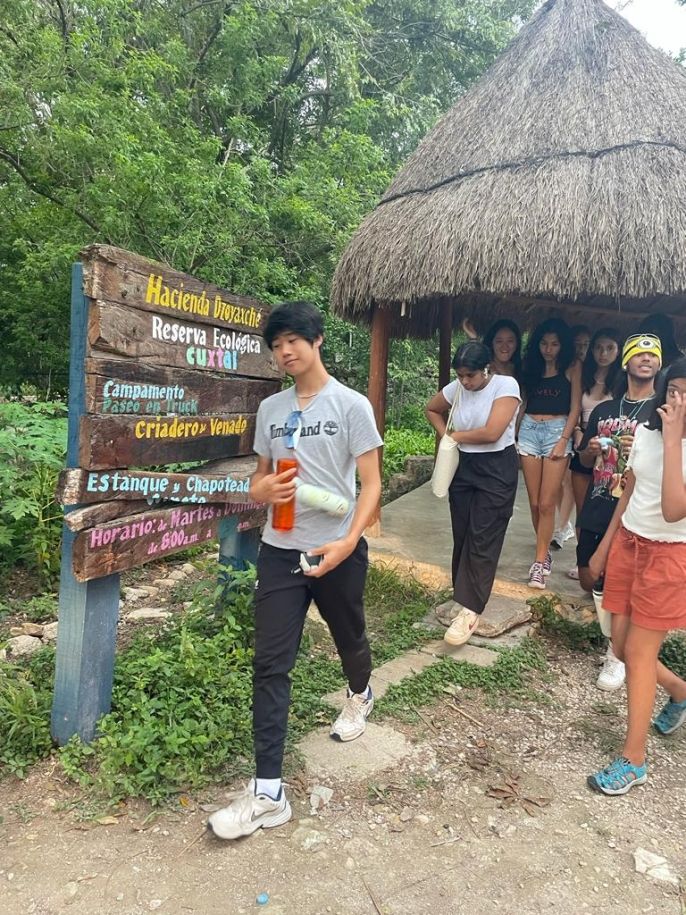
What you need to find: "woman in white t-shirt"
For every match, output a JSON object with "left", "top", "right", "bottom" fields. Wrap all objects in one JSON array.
[
  {"left": 426, "top": 342, "right": 521, "bottom": 648},
  {"left": 587, "top": 357, "right": 686, "bottom": 796}
]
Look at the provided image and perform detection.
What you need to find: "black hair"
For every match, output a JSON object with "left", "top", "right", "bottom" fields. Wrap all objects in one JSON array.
[
  {"left": 482, "top": 319, "right": 522, "bottom": 377},
  {"left": 638, "top": 312, "right": 682, "bottom": 367},
  {"left": 452, "top": 341, "right": 491, "bottom": 372},
  {"left": 522, "top": 318, "right": 574, "bottom": 395},
  {"left": 264, "top": 301, "right": 324, "bottom": 349},
  {"left": 646, "top": 356, "right": 686, "bottom": 432},
  {"left": 581, "top": 327, "right": 622, "bottom": 396},
  {"left": 570, "top": 324, "right": 591, "bottom": 340}
]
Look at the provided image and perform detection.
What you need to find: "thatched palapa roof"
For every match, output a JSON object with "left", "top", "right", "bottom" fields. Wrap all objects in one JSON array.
[{"left": 331, "top": 0, "right": 686, "bottom": 337}]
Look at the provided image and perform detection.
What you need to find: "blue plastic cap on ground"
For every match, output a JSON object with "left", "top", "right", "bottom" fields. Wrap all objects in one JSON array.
[{"left": 256, "top": 892, "right": 269, "bottom": 906}]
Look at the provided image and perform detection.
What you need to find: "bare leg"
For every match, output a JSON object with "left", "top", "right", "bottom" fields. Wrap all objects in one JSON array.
[
  {"left": 535, "top": 458, "right": 570, "bottom": 563},
  {"left": 557, "top": 469, "right": 575, "bottom": 530},
  {"left": 520, "top": 455, "right": 543, "bottom": 535},
  {"left": 622, "top": 625, "right": 666, "bottom": 765}
]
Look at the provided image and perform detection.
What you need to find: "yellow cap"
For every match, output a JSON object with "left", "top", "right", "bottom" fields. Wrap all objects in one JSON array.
[{"left": 621, "top": 333, "right": 662, "bottom": 369}]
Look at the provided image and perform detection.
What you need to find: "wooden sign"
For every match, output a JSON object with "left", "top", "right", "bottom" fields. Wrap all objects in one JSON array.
[
  {"left": 82, "top": 245, "right": 272, "bottom": 334},
  {"left": 57, "top": 457, "right": 257, "bottom": 506},
  {"left": 79, "top": 412, "right": 256, "bottom": 469},
  {"left": 85, "top": 357, "right": 276, "bottom": 417},
  {"left": 72, "top": 500, "right": 265, "bottom": 581},
  {"left": 88, "top": 301, "right": 280, "bottom": 380}
]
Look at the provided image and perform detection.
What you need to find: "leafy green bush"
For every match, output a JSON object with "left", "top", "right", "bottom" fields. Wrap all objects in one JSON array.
[
  {"left": 0, "top": 647, "right": 55, "bottom": 777},
  {"left": 382, "top": 427, "right": 434, "bottom": 481},
  {"left": 0, "top": 400, "right": 67, "bottom": 587}
]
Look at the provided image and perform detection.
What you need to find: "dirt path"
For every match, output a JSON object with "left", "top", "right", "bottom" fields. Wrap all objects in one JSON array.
[{"left": 1, "top": 642, "right": 685, "bottom": 915}]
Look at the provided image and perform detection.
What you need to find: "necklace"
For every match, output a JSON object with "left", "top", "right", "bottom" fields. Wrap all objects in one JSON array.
[{"left": 619, "top": 395, "right": 653, "bottom": 423}]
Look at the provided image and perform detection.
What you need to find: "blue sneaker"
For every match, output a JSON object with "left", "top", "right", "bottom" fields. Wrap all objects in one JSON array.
[
  {"left": 587, "top": 756, "right": 647, "bottom": 796},
  {"left": 653, "top": 697, "right": 686, "bottom": 735}
]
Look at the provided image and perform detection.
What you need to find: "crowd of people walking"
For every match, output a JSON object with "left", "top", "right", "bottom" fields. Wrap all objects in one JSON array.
[{"left": 426, "top": 312, "right": 686, "bottom": 797}]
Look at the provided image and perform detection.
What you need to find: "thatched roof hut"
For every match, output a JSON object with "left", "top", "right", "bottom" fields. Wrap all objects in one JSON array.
[{"left": 331, "top": 0, "right": 686, "bottom": 339}]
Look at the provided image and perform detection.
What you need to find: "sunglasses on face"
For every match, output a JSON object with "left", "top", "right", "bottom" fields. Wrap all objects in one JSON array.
[{"left": 284, "top": 410, "right": 302, "bottom": 449}]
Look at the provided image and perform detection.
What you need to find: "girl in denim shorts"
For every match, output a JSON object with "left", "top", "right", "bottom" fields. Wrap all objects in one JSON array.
[{"left": 518, "top": 319, "right": 581, "bottom": 589}]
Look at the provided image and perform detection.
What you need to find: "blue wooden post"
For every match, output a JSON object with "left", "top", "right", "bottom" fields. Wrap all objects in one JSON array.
[
  {"left": 218, "top": 517, "right": 260, "bottom": 579},
  {"left": 51, "top": 264, "right": 121, "bottom": 745}
]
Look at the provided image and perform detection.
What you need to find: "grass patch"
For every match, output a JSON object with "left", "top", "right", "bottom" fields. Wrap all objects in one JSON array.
[
  {"left": 376, "top": 637, "right": 547, "bottom": 721},
  {"left": 528, "top": 594, "right": 605, "bottom": 651},
  {"left": 0, "top": 646, "right": 55, "bottom": 777}
]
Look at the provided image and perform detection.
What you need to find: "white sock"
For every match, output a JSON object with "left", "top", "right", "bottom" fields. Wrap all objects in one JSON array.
[
  {"left": 255, "top": 777, "right": 282, "bottom": 800},
  {"left": 349, "top": 684, "right": 371, "bottom": 700}
]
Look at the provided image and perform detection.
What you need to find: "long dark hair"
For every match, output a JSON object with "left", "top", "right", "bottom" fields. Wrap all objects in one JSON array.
[
  {"left": 647, "top": 356, "right": 686, "bottom": 432},
  {"left": 581, "top": 327, "right": 622, "bottom": 396},
  {"left": 522, "top": 318, "right": 574, "bottom": 394},
  {"left": 638, "top": 313, "right": 682, "bottom": 368},
  {"left": 482, "top": 319, "right": 522, "bottom": 378},
  {"left": 452, "top": 341, "right": 491, "bottom": 372}
]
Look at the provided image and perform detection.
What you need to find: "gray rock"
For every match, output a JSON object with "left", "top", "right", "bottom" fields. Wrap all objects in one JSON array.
[
  {"left": 309, "top": 785, "right": 334, "bottom": 811},
  {"left": 181, "top": 563, "right": 196, "bottom": 575},
  {"left": 41, "top": 622, "right": 59, "bottom": 642},
  {"left": 291, "top": 825, "right": 327, "bottom": 851},
  {"left": 633, "top": 847, "right": 679, "bottom": 886},
  {"left": 167, "top": 569, "right": 187, "bottom": 581},
  {"left": 123, "top": 586, "right": 150, "bottom": 603},
  {"left": 125, "top": 608, "right": 172, "bottom": 623},
  {"left": 6, "top": 635, "right": 43, "bottom": 658},
  {"left": 152, "top": 578, "right": 176, "bottom": 590}
]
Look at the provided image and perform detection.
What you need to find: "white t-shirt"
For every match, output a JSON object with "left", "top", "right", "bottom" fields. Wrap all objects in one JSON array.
[
  {"left": 442, "top": 375, "right": 521, "bottom": 453},
  {"left": 623, "top": 424, "right": 686, "bottom": 542}
]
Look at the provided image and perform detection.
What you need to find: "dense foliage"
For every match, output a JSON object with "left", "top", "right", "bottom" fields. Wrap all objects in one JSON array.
[{"left": 0, "top": 0, "right": 534, "bottom": 390}]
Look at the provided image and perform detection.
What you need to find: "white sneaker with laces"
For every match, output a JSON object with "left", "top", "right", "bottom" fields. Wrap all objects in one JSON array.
[
  {"left": 331, "top": 689, "right": 374, "bottom": 741},
  {"left": 207, "top": 779, "right": 292, "bottom": 840},
  {"left": 443, "top": 607, "right": 479, "bottom": 646},
  {"left": 596, "top": 644, "right": 626, "bottom": 692}
]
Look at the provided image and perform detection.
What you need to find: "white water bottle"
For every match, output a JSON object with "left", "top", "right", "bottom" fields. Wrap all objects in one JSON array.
[{"left": 295, "top": 479, "right": 349, "bottom": 516}]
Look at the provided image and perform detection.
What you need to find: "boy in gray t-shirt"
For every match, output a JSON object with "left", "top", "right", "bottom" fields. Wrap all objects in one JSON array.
[{"left": 209, "top": 301, "right": 382, "bottom": 841}]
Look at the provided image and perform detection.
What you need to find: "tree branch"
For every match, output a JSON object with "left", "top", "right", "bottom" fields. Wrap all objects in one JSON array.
[{"left": 0, "top": 147, "right": 107, "bottom": 238}]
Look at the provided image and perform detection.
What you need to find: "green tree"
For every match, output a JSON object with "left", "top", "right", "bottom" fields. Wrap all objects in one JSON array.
[{"left": 0, "top": 0, "right": 534, "bottom": 390}]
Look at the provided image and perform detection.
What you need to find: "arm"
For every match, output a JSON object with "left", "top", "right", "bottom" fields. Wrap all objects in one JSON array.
[
  {"left": 549, "top": 362, "right": 582, "bottom": 460},
  {"left": 659, "top": 395, "right": 686, "bottom": 522},
  {"left": 249, "top": 455, "right": 297, "bottom": 504},
  {"left": 304, "top": 448, "right": 381, "bottom": 577},
  {"left": 451, "top": 397, "right": 519, "bottom": 446},
  {"left": 425, "top": 390, "right": 451, "bottom": 437},
  {"left": 588, "top": 470, "right": 635, "bottom": 581}
]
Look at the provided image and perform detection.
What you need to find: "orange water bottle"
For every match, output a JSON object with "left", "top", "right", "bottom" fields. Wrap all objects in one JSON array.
[{"left": 272, "top": 458, "right": 298, "bottom": 531}]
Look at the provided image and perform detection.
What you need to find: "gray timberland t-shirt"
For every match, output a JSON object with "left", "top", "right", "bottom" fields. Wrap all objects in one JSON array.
[{"left": 253, "top": 377, "right": 382, "bottom": 551}]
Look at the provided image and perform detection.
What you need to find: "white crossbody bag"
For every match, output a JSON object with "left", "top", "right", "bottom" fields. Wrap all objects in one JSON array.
[{"left": 430, "top": 384, "right": 461, "bottom": 498}]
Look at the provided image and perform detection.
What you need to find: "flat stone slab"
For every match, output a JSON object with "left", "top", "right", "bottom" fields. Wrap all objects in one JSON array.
[
  {"left": 299, "top": 722, "right": 414, "bottom": 780},
  {"left": 323, "top": 650, "right": 436, "bottom": 705},
  {"left": 419, "top": 640, "right": 497, "bottom": 666},
  {"left": 476, "top": 594, "right": 532, "bottom": 637}
]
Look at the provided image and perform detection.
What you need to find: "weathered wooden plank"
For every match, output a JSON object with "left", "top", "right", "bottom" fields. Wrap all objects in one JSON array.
[
  {"left": 63, "top": 501, "right": 149, "bottom": 532},
  {"left": 85, "top": 355, "right": 279, "bottom": 416},
  {"left": 88, "top": 301, "right": 280, "bottom": 381},
  {"left": 57, "top": 457, "right": 257, "bottom": 506},
  {"left": 72, "top": 501, "right": 265, "bottom": 581},
  {"left": 79, "top": 413, "right": 256, "bottom": 470},
  {"left": 81, "top": 244, "right": 272, "bottom": 334}
]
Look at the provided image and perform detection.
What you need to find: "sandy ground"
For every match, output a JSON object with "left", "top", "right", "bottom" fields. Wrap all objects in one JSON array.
[{"left": 1, "top": 638, "right": 685, "bottom": 915}]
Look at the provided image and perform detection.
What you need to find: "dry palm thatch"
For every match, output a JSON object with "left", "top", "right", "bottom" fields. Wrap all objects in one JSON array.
[{"left": 331, "top": 0, "right": 686, "bottom": 338}]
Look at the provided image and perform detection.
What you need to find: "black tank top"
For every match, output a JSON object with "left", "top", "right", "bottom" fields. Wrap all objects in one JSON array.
[{"left": 526, "top": 373, "right": 571, "bottom": 415}]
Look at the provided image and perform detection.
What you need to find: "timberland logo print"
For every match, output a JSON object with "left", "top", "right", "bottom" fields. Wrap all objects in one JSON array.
[
  {"left": 270, "top": 421, "right": 321, "bottom": 439},
  {"left": 323, "top": 421, "right": 339, "bottom": 436}
]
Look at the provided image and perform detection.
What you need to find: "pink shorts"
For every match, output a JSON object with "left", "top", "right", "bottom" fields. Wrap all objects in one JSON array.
[{"left": 603, "top": 525, "right": 686, "bottom": 631}]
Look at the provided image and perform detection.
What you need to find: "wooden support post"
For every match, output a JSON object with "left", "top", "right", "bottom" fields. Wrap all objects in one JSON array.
[
  {"left": 366, "top": 305, "right": 391, "bottom": 536},
  {"left": 439, "top": 301, "right": 453, "bottom": 390},
  {"left": 52, "top": 264, "right": 121, "bottom": 745}
]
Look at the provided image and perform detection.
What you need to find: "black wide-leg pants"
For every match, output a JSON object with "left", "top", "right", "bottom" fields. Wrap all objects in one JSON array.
[
  {"left": 448, "top": 445, "right": 518, "bottom": 614},
  {"left": 252, "top": 539, "right": 370, "bottom": 778}
]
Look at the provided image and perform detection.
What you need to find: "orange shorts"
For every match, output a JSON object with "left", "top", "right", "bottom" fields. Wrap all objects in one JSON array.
[{"left": 603, "top": 525, "right": 686, "bottom": 631}]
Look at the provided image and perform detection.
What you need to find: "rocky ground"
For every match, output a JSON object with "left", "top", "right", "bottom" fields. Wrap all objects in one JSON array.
[{"left": 1, "top": 616, "right": 685, "bottom": 915}]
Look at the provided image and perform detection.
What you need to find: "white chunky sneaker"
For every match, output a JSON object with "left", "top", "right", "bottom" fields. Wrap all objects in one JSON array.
[
  {"left": 330, "top": 689, "right": 374, "bottom": 741},
  {"left": 207, "top": 779, "right": 292, "bottom": 840},
  {"left": 435, "top": 599, "right": 459, "bottom": 627},
  {"left": 443, "top": 607, "right": 479, "bottom": 646},
  {"left": 596, "top": 644, "right": 626, "bottom": 692}
]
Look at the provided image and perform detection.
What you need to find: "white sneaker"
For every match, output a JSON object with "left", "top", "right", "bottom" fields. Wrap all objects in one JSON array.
[
  {"left": 331, "top": 689, "right": 374, "bottom": 741},
  {"left": 596, "top": 645, "right": 626, "bottom": 692},
  {"left": 443, "top": 607, "right": 479, "bottom": 646},
  {"left": 551, "top": 521, "right": 575, "bottom": 550},
  {"left": 435, "top": 599, "right": 459, "bottom": 627},
  {"left": 207, "top": 780, "right": 292, "bottom": 840}
]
